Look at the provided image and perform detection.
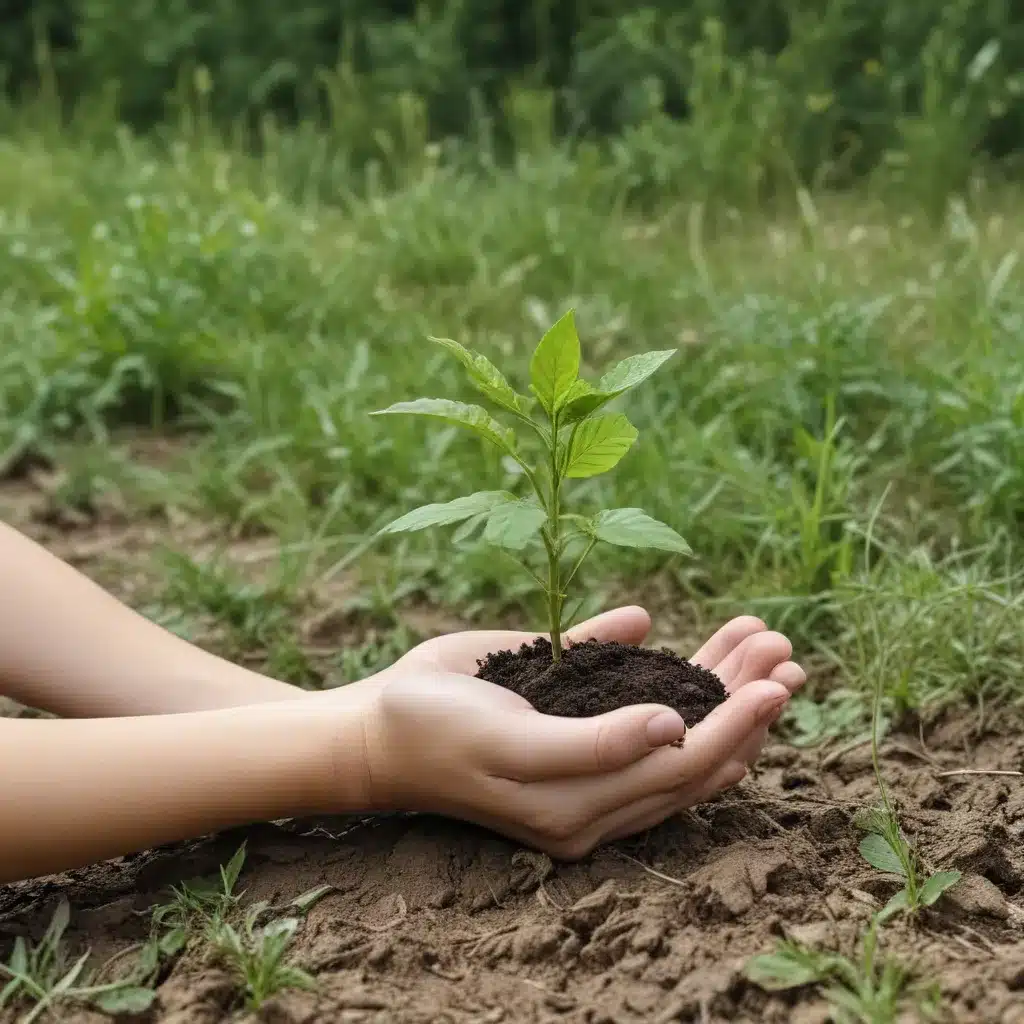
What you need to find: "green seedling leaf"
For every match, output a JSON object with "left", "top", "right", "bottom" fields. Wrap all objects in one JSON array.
[
  {"left": 565, "top": 414, "right": 638, "bottom": 478},
  {"left": 290, "top": 885, "right": 334, "bottom": 914},
  {"left": 744, "top": 944, "right": 836, "bottom": 991},
  {"left": 530, "top": 309, "right": 580, "bottom": 413},
  {"left": 484, "top": 500, "right": 547, "bottom": 549},
  {"left": 560, "top": 350, "right": 676, "bottom": 423},
  {"left": 876, "top": 887, "right": 911, "bottom": 923},
  {"left": 919, "top": 870, "right": 961, "bottom": 907},
  {"left": 432, "top": 337, "right": 533, "bottom": 416},
  {"left": 859, "top": 833, "right": 907, "bottom": 877},
  {"left": 47, "top": 900, "right": 71, "bottom": 946},
  {"left": 452, "top": 511, "right": 489, "bottom": 545},
  {"left": 158, "top": 927, "right": 187, "bottom": 956},
  {"left": 52, "top": 950, "right": 90, "bottom": 996},
  {"left": 8, "top": 937, "right": 27, "bottom": 977},
  {"left": 221, "top": 842, "right": 247, "bottom": 894},
  {"left": 378, "top": 491, "right": 517, "bottom": 534},
  {"left": 371, "top": 399, "right": 517, "bottom": 455},
  {"left": 92, "top": 986, "right": 157, "bottom": 1014},
  {"left": 598, "top": 349, "right": 677, "bottom": 393},
  {"left": 591, "top": 508, "right": 692, "bottom": 554}
]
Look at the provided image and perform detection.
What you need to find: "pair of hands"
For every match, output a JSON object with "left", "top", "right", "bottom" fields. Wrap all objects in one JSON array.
[{"left": 331, "top": 608, "right": 804, "bottom": 860}]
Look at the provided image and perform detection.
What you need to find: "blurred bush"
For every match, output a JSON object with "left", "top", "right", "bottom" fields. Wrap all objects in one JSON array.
[{"left": 3, "top": 0, "right": 1023, "bottom": 198}]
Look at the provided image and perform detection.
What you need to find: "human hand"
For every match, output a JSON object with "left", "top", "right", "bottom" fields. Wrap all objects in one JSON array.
[{"left": 343, "top": 607, "right": 804, "bottom": 859}]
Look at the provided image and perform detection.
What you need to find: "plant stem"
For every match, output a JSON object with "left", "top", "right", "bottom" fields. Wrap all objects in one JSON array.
[{"left": 546, "top": 408, "right": 563, "bottom": 662}]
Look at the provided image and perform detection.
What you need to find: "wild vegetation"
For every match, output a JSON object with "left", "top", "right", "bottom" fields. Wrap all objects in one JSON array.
[{"left": 1, "top": 4, "right": 1022, "bottom": 1020}]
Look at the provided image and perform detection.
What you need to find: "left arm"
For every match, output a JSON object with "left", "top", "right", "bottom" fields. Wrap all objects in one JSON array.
[{"left": 0, "top": 521, "right": 300, "bottom": 717}]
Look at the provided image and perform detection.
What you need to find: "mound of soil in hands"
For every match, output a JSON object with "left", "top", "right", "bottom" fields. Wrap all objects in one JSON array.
[{"left": 475, "top": 637, "right": 728, "bottom": 725}]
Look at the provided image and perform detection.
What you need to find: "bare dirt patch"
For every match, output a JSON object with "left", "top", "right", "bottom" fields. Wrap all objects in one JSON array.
[{"left": 3, "top": 716, "right": 1022, "bottom": 1023}]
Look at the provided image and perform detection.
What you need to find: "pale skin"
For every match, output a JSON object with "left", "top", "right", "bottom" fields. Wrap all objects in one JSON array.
[{"left": 0, "top": 521, "right": 805, "bottom": 883}]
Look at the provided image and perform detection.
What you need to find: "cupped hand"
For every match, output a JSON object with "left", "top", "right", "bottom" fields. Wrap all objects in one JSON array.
[{"left": 345, "top": 607, "right": 804, "bottom": 859}]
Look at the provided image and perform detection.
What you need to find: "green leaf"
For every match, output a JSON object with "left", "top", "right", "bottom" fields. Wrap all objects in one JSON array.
[
  {"left": 560, "top": 350, "right": 676, "bottom": 424},
  {"left": 291, "top": 884, "right": 334, "bottom": 913},
  {"left": 565, "top": 414, "right": 638, "bottom": 478},
  {"left": 46, "top": 900, "right": 71, "bottom": 947},
  {"left": 92, "top": 986, "right": 157, "bottom": 1014},
  {"left": 378, "top": 491, "right": 517, "bottom": 535},
  {"left": 530, "top": 310, "right": 580, "bottom": 413},
  {"left": 743, "top": 948, "right": 830, "bottom": 991},
  {"left": 159, "top": 927, "right": 187, "bottom": 957},
  {"left": 876, "top": 887, "right": 911, "bottom": 923},
  {"left": 371, "top": 398, "right": 517, "bottom": 455},
  {"left": 431, "top": 337, "right": 533, "bottom": 416},
  {"left": 221, "top": 842, "right": 247, "bottom": 893},
  {"left": 483, "top": 501, "right": 547, "bottom": 550},
  {"left": 598, "top": 350, "right": 677, "bottom": 393},
  {"left": 591, "top": 509, "right": 692, "bottom": 555},
  {"left": 452, "top": 511, "right": 489, "bottom": 546},
  {"left": 859, "top": 833, "right": 907, "bottom": 876},
  {"left": 8, "top": 938, "right": 27, "bottom": 976},
  {"left": 919, "top": 870, "right": 961, "bottom": 907},
  {"left": 0, "top": 976, "right": 21, "bottom": 1009}
]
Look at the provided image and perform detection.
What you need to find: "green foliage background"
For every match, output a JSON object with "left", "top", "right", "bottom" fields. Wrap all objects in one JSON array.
[{"left": 4, "top": 0, "right": 1023, "bottom": 194}]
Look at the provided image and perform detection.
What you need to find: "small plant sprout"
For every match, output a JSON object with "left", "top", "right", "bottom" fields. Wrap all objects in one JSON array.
[
  {"left": 208, "top": 902, "right": 315, "bottom": 1010},
  {"left": 150, "top": 841, "right": 247, "bottom": 955},
  {"left": 854, "top": 805, "right": 961, "bottom": 923},
  {"left": 0, "top": 900, "right": 156, "bottom": 1023},
  {"left": 371, "top": 310, "right": 689, "bottom": 661},
  {"left": 745, "top": 919, "right": 942, "bottom": 1023},
  {"left": 849, "top": 491, "right": 960, "bottom": 923}
]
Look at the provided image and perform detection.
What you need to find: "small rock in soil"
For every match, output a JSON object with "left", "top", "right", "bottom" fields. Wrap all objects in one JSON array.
[{"left": 475, "top": 638, "right": 727, "bottom": 724}]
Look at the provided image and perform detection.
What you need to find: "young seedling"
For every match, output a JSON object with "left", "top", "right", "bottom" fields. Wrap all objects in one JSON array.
[
  {"left": 150, "top": 841, "right": 247, "bottom": 956},
  {"left": 852, "top": 494, "right": 960, "bottom": 922},
  {"left": 0, "top": 900, "right": 156, "bottom": 1023},
  {"left": 855, "top": 806, "right": 961, "bottom": 923},
  {"left": 371, "top": 310, "right": 689, "bottom": 661},
  {"left": 208, "top": 902, "right": 315, "bottom": 1010},
  {"left": 745, "top": 919, "right": 943, "bottom": 1023}
]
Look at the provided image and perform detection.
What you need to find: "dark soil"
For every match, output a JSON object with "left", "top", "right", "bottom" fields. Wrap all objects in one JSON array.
[{"left": 476, "top": 638, "right": 729, "bottom": 726}]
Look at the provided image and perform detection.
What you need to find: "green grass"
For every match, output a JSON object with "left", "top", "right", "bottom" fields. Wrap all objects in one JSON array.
[{"left": 2, "top": 101, "right": 1024, "bottom": 723}]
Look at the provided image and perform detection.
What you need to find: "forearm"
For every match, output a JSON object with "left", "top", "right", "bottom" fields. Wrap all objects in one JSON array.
[
  {"left": 0, "top": 701, "right": 368, "bottom": 883},
  {"left": 0, "top": 521, "right": 300, "bottom": 716}
]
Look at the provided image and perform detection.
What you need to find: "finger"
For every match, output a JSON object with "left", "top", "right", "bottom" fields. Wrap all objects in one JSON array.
[
  {"left": 565, "top": 605, "right": 652, "bottom": 646},
  {"left": 690, "top": 616, "right": 766, "bottom": 669},
  {"left": 769, "top": 661, "right": 806, "bottom": 692},
  {"left": 678, "top": 680, "right": 790, "bottom": 776},
  {"left": 715, "top": 631, "right": 793, "bottom": 692},
  {"left": 487, "top": 702, "right": 687, "bottom": 782},
  {"left": 598, "top": 760, "right": 750, "bottom": 845},
  {"left": 549, "top": 759, "right": 750, "bottom": 857},
  {"left": 502, "top": 681, "right": 788, "bottom": 833}
]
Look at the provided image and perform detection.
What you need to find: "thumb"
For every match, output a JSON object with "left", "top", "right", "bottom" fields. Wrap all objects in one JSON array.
[{"left": 487, "top": 704, "right": 686, "bottom": 783}]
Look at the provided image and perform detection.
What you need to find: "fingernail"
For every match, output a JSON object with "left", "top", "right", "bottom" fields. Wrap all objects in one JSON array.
[
  {"left": 647, "top": 711, "right": 686, "bottom": 747},
  {"left": 759, "top": 697, "right": 789, "bottom": 725}
]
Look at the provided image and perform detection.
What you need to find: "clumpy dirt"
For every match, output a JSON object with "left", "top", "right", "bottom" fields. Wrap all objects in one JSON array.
[
  {"left": 476, "top": 638, "right": 728, "bottom": 726},
  {"left": 3, "top": 714, "right": 1023, "bottom": 1024}
]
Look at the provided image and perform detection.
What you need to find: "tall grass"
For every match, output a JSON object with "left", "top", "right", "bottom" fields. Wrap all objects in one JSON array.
[{"left": 1, "top": 55, "right": 1023, "bottom": 717}]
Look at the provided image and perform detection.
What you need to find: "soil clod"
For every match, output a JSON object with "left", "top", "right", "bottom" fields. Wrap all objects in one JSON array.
[{"left": 475, "top": 637, "right": 728, "bottom": 725}]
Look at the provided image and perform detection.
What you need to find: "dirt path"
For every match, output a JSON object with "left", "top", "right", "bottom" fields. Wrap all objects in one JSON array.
[{"left": 3, "top": 716, "right": 1023, "bottom": 1023}]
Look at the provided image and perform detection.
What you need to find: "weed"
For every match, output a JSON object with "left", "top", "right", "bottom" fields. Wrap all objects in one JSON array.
[
  {"left": 852, "top": 503, "right": 961, "bottom": 921},
  {"left": 372, "top": 310, "right": 689, "bottom": 660},
  {"left": 208, "top": 902, "right": 315, "bottom": 1010},
  {"left": 150, "top": 842, "right": 247, "bottom": 956},
  {"left": 745, "top": 920, "right": 943, "bottom": 1023},
  {"left": 854, "top": 807, "right": 962, "bottom": 923},
  {"left": 0, "top": 900, "right": 156, "bottom": 1022}
]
